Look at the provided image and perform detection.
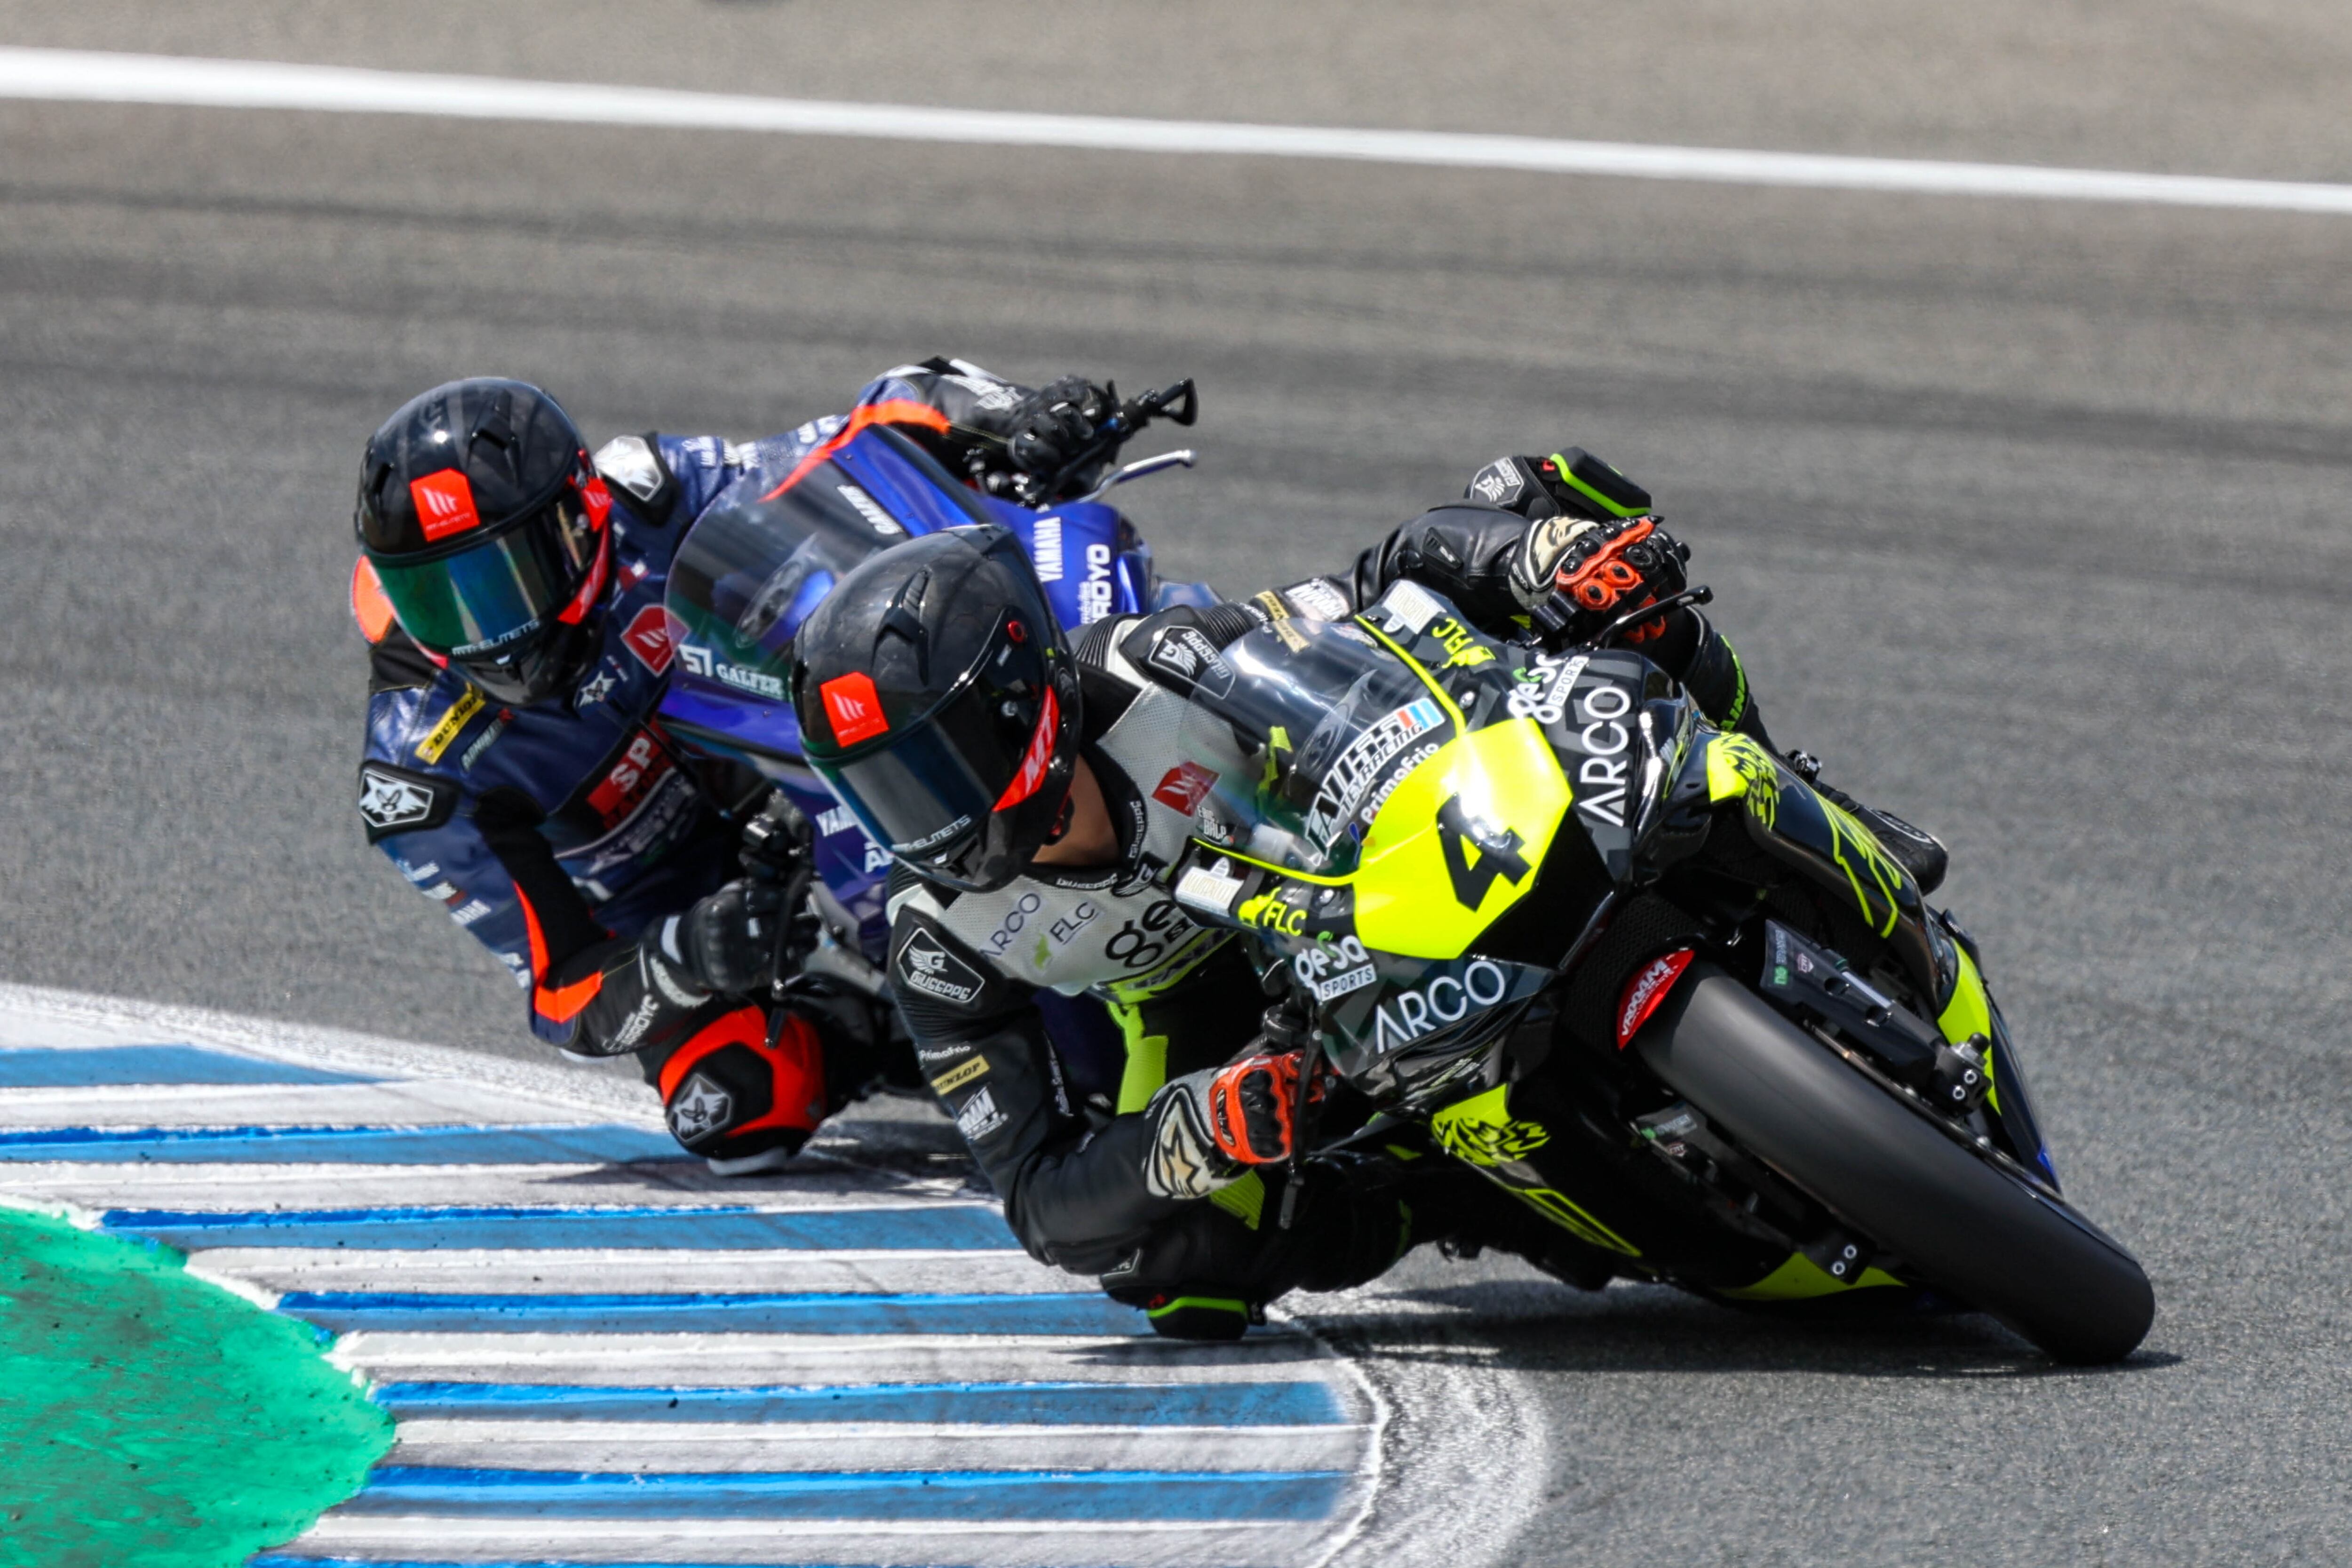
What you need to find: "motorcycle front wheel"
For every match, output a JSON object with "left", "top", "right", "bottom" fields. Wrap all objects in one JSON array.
[{"left": 1633, "top": 963, "right": 2154, "bottom": 1364}]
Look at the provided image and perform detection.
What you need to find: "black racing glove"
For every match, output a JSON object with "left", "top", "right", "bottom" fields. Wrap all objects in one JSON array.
[
  {"left": 657, "top": 878, "right": 787, "bottom": 999},
  {"left": 1002, "top": 375, "right": 1119, "bottom": 495}
]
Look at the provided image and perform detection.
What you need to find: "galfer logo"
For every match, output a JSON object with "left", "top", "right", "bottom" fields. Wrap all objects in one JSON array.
[
  {"left": 683, "top": 642, "right": 788, "bottom": 701},
  {"left": 1617, "top": 949, "right": 1696, "bottom": 1048}
]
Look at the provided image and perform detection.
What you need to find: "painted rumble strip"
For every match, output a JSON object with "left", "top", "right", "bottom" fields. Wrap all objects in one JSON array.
[
  {"left": 0, "top": 988, "right": 1384, "bottom": 1568},
  {"left": 2, "top": 47, "right": 2351, "bottom": 216}
]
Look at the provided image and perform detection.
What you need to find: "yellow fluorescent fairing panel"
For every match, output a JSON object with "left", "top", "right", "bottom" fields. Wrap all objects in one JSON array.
[{"left": 1346, "top": 717, "right": 1572, "bottom": 959}]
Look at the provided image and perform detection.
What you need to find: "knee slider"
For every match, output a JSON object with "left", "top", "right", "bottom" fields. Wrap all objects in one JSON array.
[{"left": 655, "top": 1005, "right": 827, "bottom": 1165}]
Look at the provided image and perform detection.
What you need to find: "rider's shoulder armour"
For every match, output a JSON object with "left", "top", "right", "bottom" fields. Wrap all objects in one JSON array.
[{"left": 591, "top": 433, "right": 679, "bottom": 520}]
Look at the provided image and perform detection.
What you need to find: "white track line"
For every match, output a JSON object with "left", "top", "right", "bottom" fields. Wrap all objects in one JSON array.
[
  {"left": 1, "top": 47, "right": 2348, "bottom": 215},
  {"left": 334, "top": 1330, "right": 1355, "bottom": 1388},
  {"left": 293, "top": 1515, "right": 1304, "bottom": 1568},
  {"left": 0, "top": 1080, "right": 586, "bottom": 1128},
  {"left": 191, "top": 1245, "right": 1064, "bottom": 1297},
  {"left": 388, "top": 1418, "right": 1374, "bottom": 1474}
]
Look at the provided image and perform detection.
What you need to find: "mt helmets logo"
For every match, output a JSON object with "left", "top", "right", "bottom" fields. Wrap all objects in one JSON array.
[
  {"left": 358, "top": 767, "right": 437, "bottom": 832},
  {"left": 1151, "top": 761, "right": 1219, "bottom": 816},
  {"left": 821, "top": 672, "right": 889, "bottom": 748},
  {"left": 620, "top": 604, "right": 675, "bottom": 674},
  {"left": 407, "top": 469, "right": 481, "bottom": 542}
]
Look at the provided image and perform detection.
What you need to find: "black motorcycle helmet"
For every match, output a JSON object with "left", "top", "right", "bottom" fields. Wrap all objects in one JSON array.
[
  {"left": 355, "top": 378, "right": 613, "bottom": 704},
  {"left": 792, "top": 526, "right": 1081, "bottom": 892}
]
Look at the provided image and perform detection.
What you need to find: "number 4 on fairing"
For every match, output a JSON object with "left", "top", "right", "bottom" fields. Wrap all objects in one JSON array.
[{"left": 1435, "top": 795, "right": 1530, "bottom": 909}]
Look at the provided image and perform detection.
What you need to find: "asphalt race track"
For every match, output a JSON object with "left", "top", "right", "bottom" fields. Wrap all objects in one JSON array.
[{"left": 4, "top": 4, "right": 2351, "bottom": 1561}]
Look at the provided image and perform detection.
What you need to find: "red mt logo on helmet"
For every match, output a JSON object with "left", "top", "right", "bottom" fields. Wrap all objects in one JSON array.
[
  {"left": 821, "top": 673, "right": 889, "bottom": 747},
  {"left": 994, "top": 686, "right": 1060, "bottom": 810},
  {"left": 409, "top": 469, "right": 482, "bottom": 542}
]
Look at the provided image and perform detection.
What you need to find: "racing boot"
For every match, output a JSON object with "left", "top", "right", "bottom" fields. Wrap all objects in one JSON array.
[
  {"left": 641, "top": 1005, "right": 828, "bottom": 1175},
  {"left": 1784, "top": 751, "right": 1949, "bottom": 895}
]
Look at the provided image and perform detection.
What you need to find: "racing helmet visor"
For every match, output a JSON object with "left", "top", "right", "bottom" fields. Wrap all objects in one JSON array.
[
  {"left": 368, "top": 487, "right": 600, "bottom": 658},
  {"left": 808, "top": 613, "right": 1061, "bottom": 881}
]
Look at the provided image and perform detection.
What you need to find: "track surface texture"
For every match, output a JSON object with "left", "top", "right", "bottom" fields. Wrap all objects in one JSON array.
[{"left": 1, "top": 4, "right": 2348, "bottom": 1562}]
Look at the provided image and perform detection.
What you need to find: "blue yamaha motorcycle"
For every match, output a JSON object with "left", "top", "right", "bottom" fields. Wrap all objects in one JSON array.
[{"left": 655, "top": 381, "right": 1211, "bottom": 995}]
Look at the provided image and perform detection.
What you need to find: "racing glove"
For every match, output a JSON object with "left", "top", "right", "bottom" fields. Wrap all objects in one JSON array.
[
  {"left": 1531, "top": 514, "right": 1691, "bottom": 646},
  {"left": 1142, "top": 1052, "right": 1332, "bottom": 1200},
  {"left": 1002, "top": 375, "right": 1119, "bottom": 495},
  {"left": 651, "top": 878, "right": 787, "bottom": 1001}
]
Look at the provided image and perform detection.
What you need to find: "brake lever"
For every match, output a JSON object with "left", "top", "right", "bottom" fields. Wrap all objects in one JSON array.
[{"left": 1535, "top": 584, "right": 1714, "bottom": 653}]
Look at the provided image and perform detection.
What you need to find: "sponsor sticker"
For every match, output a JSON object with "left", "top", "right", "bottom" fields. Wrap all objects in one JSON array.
[
  {"left": 955, "top": 1084, "right": 1008, "bottom": 1141},
  {"left": 1305, "top": 698, "right": 1445, "bottom": 844},
  {"left": 1467, "top": 458, "right": 1525, "bottom": 507},
  {"left": 1377, "top": 579, "right": 1444, "bottom": 635},
  {"left": 358, "top": 767, "right": 437, "bottom": 832},
  {"left": 1295, "top": 936, "right": 1377, "bottom": 1002},
  {"left": 1174, "top": 859, "right": 1246, "bottom": 915},
  {"left": 835, "top": 484, "right": 903, "bottom": 535},
  {"left": 620, "top": 604, "right": 675, "bottom": 674},
  {"left": 459, "top": 713, "right": 509, "bottom": 772},
  {"left": 414, "top": 686, "right": 486, "bottom": 764},
  {"left": 587, "top": 732, "right": 671, "bottom": 830},
  {"left": 1032, "top": 516, "right": 1065, "bottom": 582},
  {"left": 822, "top": 672, "right": 889, "bottom": 747},
  {"left": 930, "top": 1056, "right": 990, "bottom": 1096},
  {"left": 1617, "top": 949, "right": 1696, "bottom": 1048},
  {"left": 408, "top": 468, "right": 481, "bottom": 542},
  {"left": 1144, "top": 1092, "right": 1222, "bottom": 1200},
  {"left": 1370, "top": 959, "right": 1513, "bottom": 1052},
  {"left": 667, "top": 1073, "right": 732, "bottom": 1142},
  {"left": 898, "top": 930, "right": 985, "bottom": 1007},
  {"left": 1146, "top": 626, "right": 1236, "bottom": 697},
  {"left": 1151, "top": 761, "right": 1219, "bottom": 815},
  {"left": 1284, "top": 578, "right": 1352, "bottom": 621},
  {"left": 993, "top": 687, "right": 1060, "bottom": 809}
]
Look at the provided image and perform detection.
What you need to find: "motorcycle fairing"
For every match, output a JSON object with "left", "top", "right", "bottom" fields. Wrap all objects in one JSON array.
[
  {"left": 660, "top": 425, "right": 1154, "bottom": 773},
  {"left": 1700, "top": 731, "right": 1943, "bottom": 999}
]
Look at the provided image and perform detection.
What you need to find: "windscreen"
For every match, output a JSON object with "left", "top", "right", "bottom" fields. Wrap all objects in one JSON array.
[{"left": 1177, "top": 611, "right": 1465, "bottom": 878}]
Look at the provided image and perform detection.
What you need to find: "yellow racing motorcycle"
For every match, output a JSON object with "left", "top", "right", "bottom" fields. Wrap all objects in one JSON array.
[{"left": 1159, "top": 577, "right": 2154, "bottom": 1363}]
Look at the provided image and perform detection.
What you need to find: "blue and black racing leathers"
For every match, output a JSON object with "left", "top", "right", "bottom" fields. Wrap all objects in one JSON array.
[{"left": 356, "top": 359, "right": 1101, "bottom": 1099}]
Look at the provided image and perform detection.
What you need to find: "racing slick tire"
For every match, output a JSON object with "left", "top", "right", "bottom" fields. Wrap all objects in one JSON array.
[{"left": 1632, "top": 963, "right": 2155, "bottom": 1364}]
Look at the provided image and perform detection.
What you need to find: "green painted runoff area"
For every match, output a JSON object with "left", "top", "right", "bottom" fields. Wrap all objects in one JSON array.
[{"left": 0, "top": 1207, "right": 390, "bottom": 1568}]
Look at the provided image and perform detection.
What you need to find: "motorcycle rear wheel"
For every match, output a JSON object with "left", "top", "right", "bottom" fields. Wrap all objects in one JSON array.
[{"left": 1633, "top": 964, "right": 2154, "bottom": 1363}]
